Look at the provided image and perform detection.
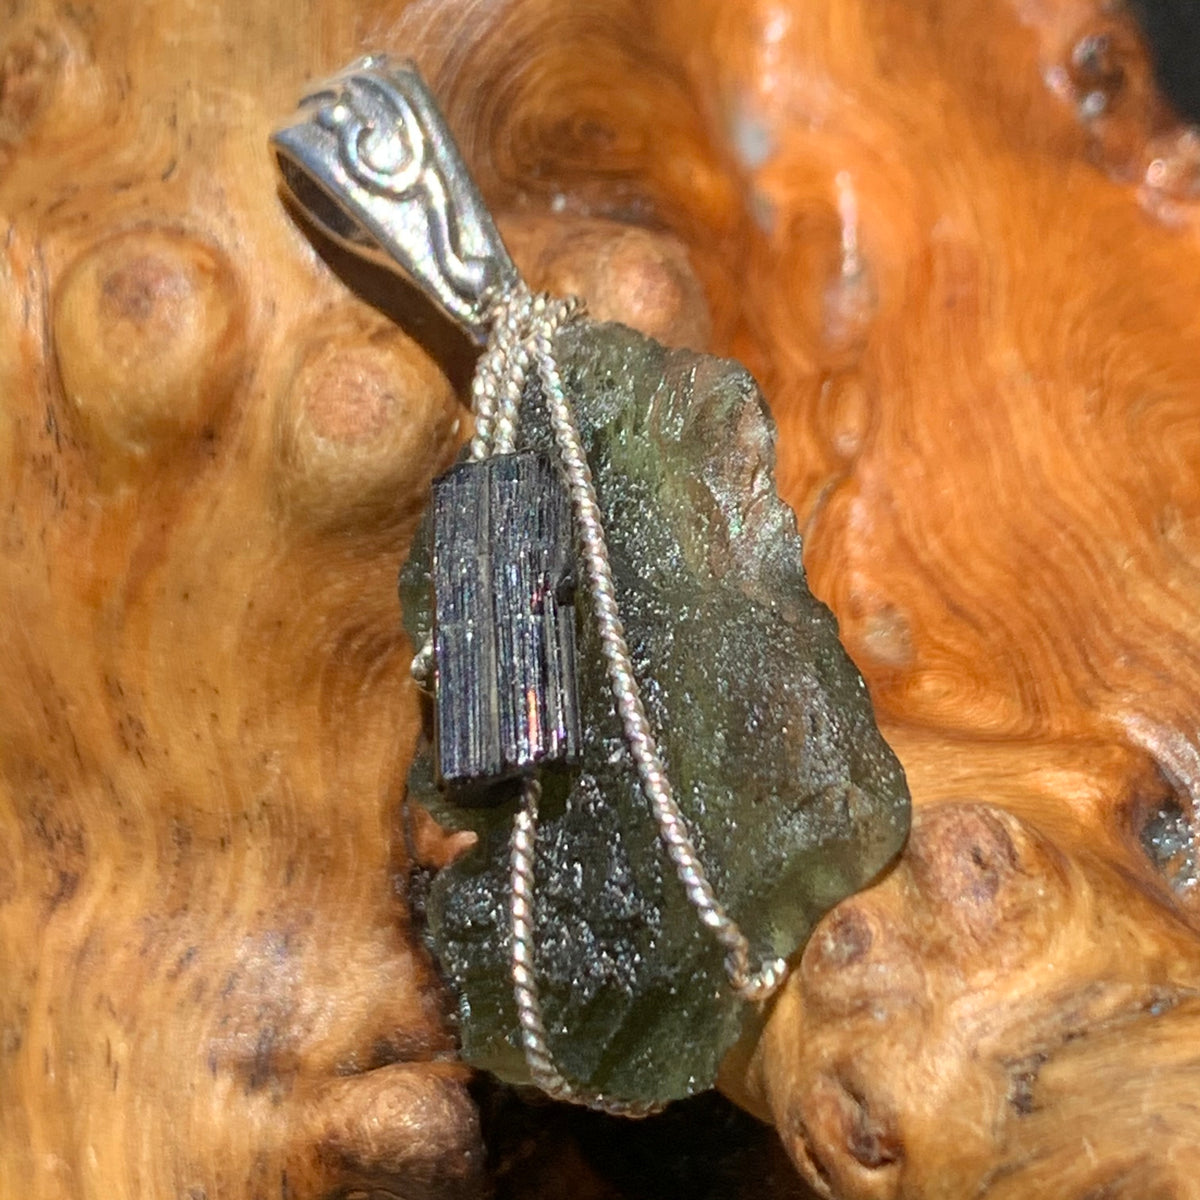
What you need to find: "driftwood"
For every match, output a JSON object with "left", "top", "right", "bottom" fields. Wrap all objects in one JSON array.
[{"left": 3, "top": 0, "right": 1200, "bottom": 1196}]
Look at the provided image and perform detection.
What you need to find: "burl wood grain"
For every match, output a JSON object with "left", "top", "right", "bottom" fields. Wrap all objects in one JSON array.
[{"left": 2, "top": 0, "right": 1200, "bottom": 1197}]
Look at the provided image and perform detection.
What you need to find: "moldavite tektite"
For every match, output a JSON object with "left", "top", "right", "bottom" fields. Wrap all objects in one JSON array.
[{"left": 400, "top": 321, "right": 910, "bottom": 1107}]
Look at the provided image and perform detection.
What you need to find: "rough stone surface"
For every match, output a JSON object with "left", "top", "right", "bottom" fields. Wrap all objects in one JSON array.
[{"left": 401, "top": 321, "right": 910, "bottom": 1106}]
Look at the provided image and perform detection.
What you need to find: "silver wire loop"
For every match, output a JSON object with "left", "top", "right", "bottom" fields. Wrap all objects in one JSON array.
[
  {"left": 509, "top": 777, "right": 663, "bottom": 1117},
  {"left": 480, "top": 289, "right": 787, "bottom": 1113},
  {"left": 529, "top": 316, "right": 789, "bottom": 1005}
]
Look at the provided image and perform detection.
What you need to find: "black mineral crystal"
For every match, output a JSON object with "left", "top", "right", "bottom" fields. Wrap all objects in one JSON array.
[
  {"left": 401, "top": 321, "right": 911, "bottom": 1108},
  {"left": 431, "top": 451, "right": 580, "bottom": 787}
]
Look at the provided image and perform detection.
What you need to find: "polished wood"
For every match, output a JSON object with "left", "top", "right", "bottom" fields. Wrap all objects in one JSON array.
[{"left": 3, "top": 0, "right": 1199, "bottom": 1195}]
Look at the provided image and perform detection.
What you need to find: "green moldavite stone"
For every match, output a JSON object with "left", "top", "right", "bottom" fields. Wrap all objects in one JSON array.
[{"left": 400, "top": 321, "right": 910, "bottom": 1107}]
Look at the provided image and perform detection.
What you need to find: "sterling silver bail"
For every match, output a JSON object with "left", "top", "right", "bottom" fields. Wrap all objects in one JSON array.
[{"left": 270, "top": 56, "right": 519, "bottom": 344}]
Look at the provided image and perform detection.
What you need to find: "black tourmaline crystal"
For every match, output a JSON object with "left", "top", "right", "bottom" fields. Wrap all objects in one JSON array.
[{"left": 431, "top": 450, "right": 580, "bottom": 787}]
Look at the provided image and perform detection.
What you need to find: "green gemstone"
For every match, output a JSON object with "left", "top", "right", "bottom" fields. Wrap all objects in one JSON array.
[{"left": 401, "top": 321, "right": 910, "bottom": 1107}]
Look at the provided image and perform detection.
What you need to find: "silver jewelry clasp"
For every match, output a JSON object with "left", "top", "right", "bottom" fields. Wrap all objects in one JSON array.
[{"left": 271, "top": 55, "right": 519, "bottom": 344}]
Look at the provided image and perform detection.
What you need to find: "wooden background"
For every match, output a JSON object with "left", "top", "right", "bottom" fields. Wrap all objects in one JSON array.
[{"left": 3, "top": 0, "right": 1200, "bottom": 1196}]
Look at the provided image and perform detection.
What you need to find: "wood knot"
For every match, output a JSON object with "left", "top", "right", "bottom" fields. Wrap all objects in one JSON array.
[
  {"left": 274, "top": 314, "right": 459, "bottom": 530},
  {"left": 0, "top": 27, "right": 65, "bottom": 151},
  {"left": 800, "top": 895, "right": 925, "bottom": 1020},
  {"left": 853, "top": 596, "right": 915, "bottom": 671},
  {"left": 788, "top": 1072, "right": 903, "bottom": 1199},
  {"left": 904, "top": 803, "right": 1061, "bottom": 962},
  {"left": 1067, "top": 26, "right": 1132, "bottom": 120},
  {"left": 907, "top": 804, "right": 1020, "bottom": 906},
  {"left": 52, "top": 227, "right": 245, "bottom": 465},
  {"left": 307, "top": 1062, "right": 483, "bottom": 1195},
  {"left": 1127, "top": 767, "right": 1199, "bottom": 902},
  {"left": 499, "top": 214, "right": 712, "bottom": 350},
  {"left": 813, "top": 906, "right": 874, "bottom": 968},
  {"left": 1145, "top": 126, "right": 1200, "bottom": 201},
  {"left": 1038, "top": 11, "right": 1169, "bottom": 182}
]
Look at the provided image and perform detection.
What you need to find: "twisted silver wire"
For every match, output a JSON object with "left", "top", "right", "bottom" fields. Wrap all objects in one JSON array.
[
  {"left": 509, "top": 777, "right": 662, "bottom": 1116},
  {"left": 469, "top": 286, "right": 534, "bottom": 460},
  {"left": 413, "top": 287, "right": 550, "bottom": 687},
  {"left": 410, "top": 639, "right": 434, "bottom": 690},
  {"left": 491, "top": 290, "right": 579, "bottom": 456},
  {"left": 485, "top": 290, "right": 660, "bottom": 1113},
  {"left": 434, "top": 286, "right": 787, "bottom": 1111},
  {"left": 529, "top": 324, "right": 787, "bottom": 1003}
]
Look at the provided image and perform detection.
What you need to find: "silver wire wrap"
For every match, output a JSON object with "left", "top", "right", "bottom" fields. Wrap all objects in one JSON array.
[
  {"left": 509, "top": 776, "right": 661, "bottom": 1117},
  {"left": 470, "top": 287, "right": 577, "bottom": 460},
  {"left": 466, "top": 286, "right": 787, "bottom": 1111},
  {"left": 529, "top": 319, "right": 788, "bottom": 1005}
]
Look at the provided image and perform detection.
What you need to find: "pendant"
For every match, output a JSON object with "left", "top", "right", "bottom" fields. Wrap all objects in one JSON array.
[{"left": 272, "top": 57, "right": 911, "bottom": 1113}]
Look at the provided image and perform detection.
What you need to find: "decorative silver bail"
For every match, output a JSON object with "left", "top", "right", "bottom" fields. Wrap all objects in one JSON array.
[{"left": 271, "top": 55, "right": 520, "bottom": 344}]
